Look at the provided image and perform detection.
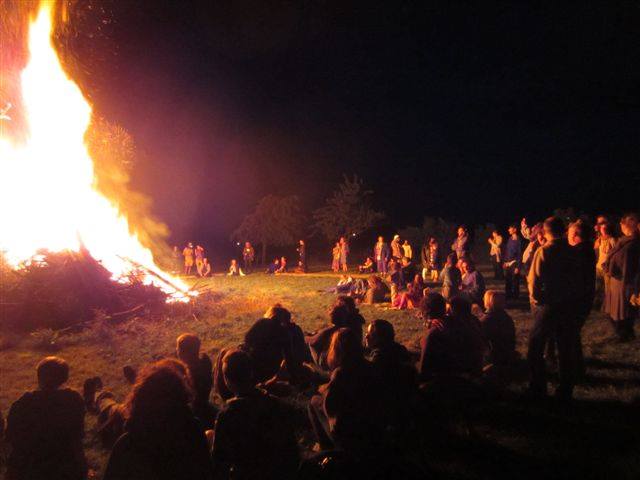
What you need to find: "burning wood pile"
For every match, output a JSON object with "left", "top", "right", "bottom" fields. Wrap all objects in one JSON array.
[{"left": 0, "top": 249, "right": 178, "bottom": 332}]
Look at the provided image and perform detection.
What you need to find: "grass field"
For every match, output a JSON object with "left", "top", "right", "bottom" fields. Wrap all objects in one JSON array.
[{"left": 1, "top": 267, "right": 640, "bottom": 479}]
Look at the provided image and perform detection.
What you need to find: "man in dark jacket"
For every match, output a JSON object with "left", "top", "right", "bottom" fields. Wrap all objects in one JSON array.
[
  {"left": 212, "top": 350, "right": 299, "bottom": 480},
  {"left": 503, "top": 225, "right": 523, "bottom": 299},
  {"left": 5, "top": 357, "right": 87, "bottom": 480},
  {"left": 568, "top": 220, "right": 596, "bottom": 376},
  {"left": 527, "top": 216, "right": 580, "bottom": 401}
]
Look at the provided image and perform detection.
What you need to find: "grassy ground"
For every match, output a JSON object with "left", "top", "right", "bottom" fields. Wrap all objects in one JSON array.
[{"left": 1, "top": 267, "right": 640, "bottom": 479}]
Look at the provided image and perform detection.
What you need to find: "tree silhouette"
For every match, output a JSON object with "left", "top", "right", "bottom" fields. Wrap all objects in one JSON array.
[
  {"left": 232, "top": 195, "right": 303, "bottom": 265},
  {"left": 312, "top": 175, "right": 384, "bottom": 241}
]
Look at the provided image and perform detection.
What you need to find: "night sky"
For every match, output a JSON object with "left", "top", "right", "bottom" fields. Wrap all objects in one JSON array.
[{"left": 14, "top": 1, "right": 640, "bottom": 244}]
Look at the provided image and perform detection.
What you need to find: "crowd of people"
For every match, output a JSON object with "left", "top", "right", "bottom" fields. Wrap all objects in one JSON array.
[{"left": 2, "top": 212, "right": 639, "bottom": 479}]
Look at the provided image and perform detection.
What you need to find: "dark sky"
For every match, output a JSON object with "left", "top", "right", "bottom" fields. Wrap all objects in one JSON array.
[{"left": 63, "top": 0, "right": 640, "bottom": 243}]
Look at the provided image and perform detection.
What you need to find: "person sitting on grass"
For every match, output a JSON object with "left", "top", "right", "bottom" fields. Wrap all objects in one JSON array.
[
  {"left": 275, "top": 256, "right": 288, "bottom": 274},
  {"left": 460, "top": 259, "right": 486, "bottom": 307},
  {"left": 212, "top": 350, "right": 299, "bottom": 480},
  {"left": 265, "top": 305, "right": 315, "bottom": 380},
  {"left": 358, "top": 256, "right": 374, "bottom": 273},
  {"left": 480, "top": 290, "right": 516, "bottom": 368},
  {"left": 103, "top": 359, "right": 213, "bottom": 480},
  {"left": 176, "top": 333, "right": 217, "bottom": 429},
  {"left": 307, "top": 301, "right": 365, "bottom": 370},
  {"left": 393, "top": 274, "right": 425, "bottom": 310},
  {"left": 214, "top": 314, "right": 302, "bottom": 401},
  {"left": 366, "top": 320, "right": 416, "bottom": 401},
  {"left": 362, "top": 274, "right": 390, "bottom": 305},
  {"left": 308, "top": 328, "right": 385, "bottom": 455},
  {"left": 201, "top": 258, "right": 212, "bottom": 277},
  {"left": 266, "top": 257, "right": 280, "bottom": 274},
  {"left": 5, "top": 356, "right": 87, "bottom": 480},
  {"left": 227, "top": 259, "right": 245, "bottom": 276},
  {"left": 418, "top": 294, "right": 485, "bottom": 383}
]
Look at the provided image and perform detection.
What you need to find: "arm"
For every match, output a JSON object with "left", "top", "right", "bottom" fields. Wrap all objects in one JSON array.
[{"left": 527, "top": 247, "right": 545, "bottom": 304}]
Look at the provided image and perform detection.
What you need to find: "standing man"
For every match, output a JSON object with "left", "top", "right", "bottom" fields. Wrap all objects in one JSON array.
[
  {"left": 601, "top": 213, "right": 640, "bottom": 341},
  {"left": 488, "top": 230, "right": 504, "bottom": 280},
  {"left": 339, "top": 237, "right": 349, "bottom": 272},
  {"left": 503, "top": 225, "right": 522, "bottom": 300},
  {"left": 374, "top": 236, "right": 390, "bottom": 274},
  {"left": 242, "top": 242, "right": 255, "bottom": 274},
  {"left": 568, "top": 220, "right": 596, "bottom": 376},
  {"left": 297, "top": 240, "right": 307, "bottom": 273},
  {"left": 183, "top": 242, "right": 195, "bottom": 276},
  {"left": 391, "top": 235, "right": 403, "bottom": 260},
  {"left": 451, "top": 226, "right": 470, "bottom": 262},
  {"left": 527, "top": 216, "right": 580, "bottom": 402}
]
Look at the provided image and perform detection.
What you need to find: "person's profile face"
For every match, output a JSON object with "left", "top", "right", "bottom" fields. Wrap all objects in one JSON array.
[{"left": 458, "top": 228, "right": 465, "bottom": 237}]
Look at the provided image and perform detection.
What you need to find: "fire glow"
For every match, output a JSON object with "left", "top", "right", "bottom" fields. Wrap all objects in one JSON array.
[{"left": 0, "top": 3, "right": 192, "bottom": 302}]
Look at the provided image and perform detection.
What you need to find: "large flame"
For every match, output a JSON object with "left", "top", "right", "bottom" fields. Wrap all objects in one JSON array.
[{"left": 0, "top": 3, "right": 191, "bottom": 301}]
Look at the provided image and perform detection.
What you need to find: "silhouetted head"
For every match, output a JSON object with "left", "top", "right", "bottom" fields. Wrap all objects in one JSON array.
[
  {"left": 420, "top": 292, "right": 446, "bottom": 320},
  {"left": 176, "top": 333, "right": 200, "bottom": 363},
  {"left": 222, "top": 349, "right": 254, "bottom": 395},
  {"left": 366, "top": 319, "right": 395, "bottom": 350},
  {"left": 37, "top": 356, "right": 69, "bottom": 391}
]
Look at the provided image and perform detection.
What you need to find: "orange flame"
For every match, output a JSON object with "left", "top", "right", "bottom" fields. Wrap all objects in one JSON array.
[{"left": 0, "top": 3, "right": 191, "bottom": 301}]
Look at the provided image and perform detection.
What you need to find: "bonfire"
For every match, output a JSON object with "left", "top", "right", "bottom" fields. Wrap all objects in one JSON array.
[{"left": 0, "top": 3, "right": 193, "bottom": 330}]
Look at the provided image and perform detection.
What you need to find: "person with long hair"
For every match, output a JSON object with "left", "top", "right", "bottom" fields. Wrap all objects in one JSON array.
[
  {"left": 103, "top": 360, "right": 213, "bottom": 480},
  {"left": 308, "top": 328, "right": 383, "bottom": 453}
]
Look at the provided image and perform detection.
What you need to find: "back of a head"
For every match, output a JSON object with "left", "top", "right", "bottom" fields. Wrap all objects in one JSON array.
[
  {"left": 37, "top": 356, "right": 69, "bottom": 391},
  {"left": 449, "top": 296, "right": 472, "bottom": 318},
  {"left": 125, "top": 360, "right": 193, "bottom": 433},
  {"left": 327, "top": 328, "right": 363, "bottom": 371},
  {"left": 446, "top": 252, "right": 457, "bottom": 265},
  {"left": 420, "top": 292, "right": 446, "bottom": 319},
  {"left": 335, "top": 295, "right": 357, "bottom": 314},
  {"left": 176, "top": 333, "right": 200, "bottom": 361},
  {"left": 244, "top": 318, "right": 279, "bottom": 349},
  {"left": 264, "top": 305, "right": 292, "bottom": 326},
  {"left": 544, "top": 216, "right": 566, "bottom": 239},
  {"left": 483, "top": 289, "right": 505, "bottom": 312},
  {"left": 330, "top": 304, "right": 351, "bottom": 328},
  {"left": 222, "top": 349, "right": 254, "bottom": 393},
  {"left": 370, "top": 319, "right": 395, "bottom": 346}
]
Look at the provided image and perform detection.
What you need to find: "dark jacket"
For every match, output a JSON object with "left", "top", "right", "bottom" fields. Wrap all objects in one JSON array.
[
  {"left": 212, "top": 389, "right": 298, "bottom": 480},
  {"left": 573, "top": 240, "right": 596, "bottom": 317},
  {"left": 527, "top": 238, "right": 580, "bottom": 308},
  {"left": 480, "top": 309, "right": 516, "bottom": 366},
  {"left": 6, "top": 388, "right": 87, "bottom": 480},
  {"left": 418, "top": 315, "right": 485, "bottom": 381},
  {"left": 602, "top": 234, "right": 640, "bottom": 321}
]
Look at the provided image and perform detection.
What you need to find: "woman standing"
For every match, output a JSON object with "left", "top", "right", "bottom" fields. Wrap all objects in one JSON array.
[
  {"left": 182, "top": 243, "right": 195, "bottom": 276},
  {"left": 595, "top": 222, "right": 617, "bottom": 308},
  {"left": 602, "top": 213, "right": 640, "bottom": 341},
  {"left": 339, "top": 237, "right": 349, "bottom": 272},
  {"left": 331, "top": 242, "right": 341, "bottom": 272}
]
